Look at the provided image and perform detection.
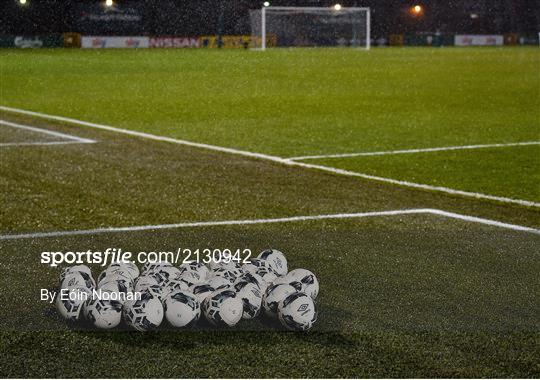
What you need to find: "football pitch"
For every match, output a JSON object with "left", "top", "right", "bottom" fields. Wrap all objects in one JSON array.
[{"left": 0, "top": 47, "right": 539, "bottom": 377}]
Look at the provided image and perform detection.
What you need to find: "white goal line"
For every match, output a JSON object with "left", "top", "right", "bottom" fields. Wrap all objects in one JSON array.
[
  {"left": 0, "top": 105, "right": 538, "bottom": 208},
  {"left": 0, "top": 119, "right": 96, "bottom": 146},
  {"left": 288, "top": 141, "right": 540, "bottom": 161},
  {"left": 0, "top": 208, "right": 538, "bottom": 241}
]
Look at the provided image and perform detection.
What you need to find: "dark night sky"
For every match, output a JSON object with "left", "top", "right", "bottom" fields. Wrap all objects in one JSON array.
[{"left": 1, "top": 0, "right": 539, "bottom": 36}]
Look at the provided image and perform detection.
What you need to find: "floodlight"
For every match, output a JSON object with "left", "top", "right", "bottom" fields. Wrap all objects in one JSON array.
[
  {"left": 19, "top": 0, "right": 27, "bottom": 5},
  {"left": 333, "top": 4, "right": 342, "bottom": 11},
  {"left": 412, "top": 5, "right": 422, "bottom": 14},
  {"left": 263, "top": 1, "right": 270, "bottom": 7},
  {"left": 105, "top": 0, "right": 113, "bottom": 7}
]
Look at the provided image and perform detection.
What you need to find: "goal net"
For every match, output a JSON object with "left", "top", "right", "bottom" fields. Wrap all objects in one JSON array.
[{"left": 249, "top": 6, "right": 370, "bottom": 50}]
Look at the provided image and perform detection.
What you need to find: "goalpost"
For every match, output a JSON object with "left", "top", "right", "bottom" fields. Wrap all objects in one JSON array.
[{"left": 249, "top": 6, "right": 371, "bottom": 50}]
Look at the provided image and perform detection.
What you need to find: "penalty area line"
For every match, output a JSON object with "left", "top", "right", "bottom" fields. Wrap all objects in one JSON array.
[
  {"left": 0, "top": 208, "right": 538, "bottom": 241},
  {"left": 287, "top": 141, "right": 540, "bottom": 160},
  {"left": 1, "top": 105, "right": 538, "bottom": 209},
  {"left": 0, "top": 119, "right": 96, "bottom": 144}
]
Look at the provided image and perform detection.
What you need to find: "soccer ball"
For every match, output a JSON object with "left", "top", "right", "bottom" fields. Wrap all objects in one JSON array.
[
  {"left": 59, "top": 265, "right": 92, "bottom": 283},
  {"left": 152, "top": 266, "right": 183, "bottom": 287},
  {"left": 278, "top": 292, "right": 317, "bottom": 331},
  {"left": 97, "top": 268, "right": 133, "bottom": 288},
  {"left": 165, "top": 279, "right": 190, "bottom": 294},
  {"left": 263, "top": 283, "right": 297, "bottom": 318},
  {"left": 211, "top": 267, "right": 239, "bottom": 283},
  {"left": 123, "top": 292, "right": 164, "bottom": 331},
  {"left": 134, "top": 274, "right": 158, "bottom": 290},
  {"left": 258, "top": 249, "right": 288, "bottom": 277},
  {"left": 134, "top": 275, "right": 164, "bottom": 302},
  {"left": 207, "top": 275, "right": 233, "bottom": 290},
  {"left": 179, "top": 269, "right": 206, "bottom": 287},
  {"left": 164, "top": 290, "right": 200, "bottom": 328},
  {"left": 180, "top": 261, "right": 209, "bottom": 281},
  {"left": 202, "top": 289, "right": 243, "bottom": 327},
  {"left": 243, "top": 258, "right": 274, "bottom": 275},
  {"left": 84, "top": 291, "right": 123, "bottom": 329},
  {"left": 189, "top": 284, "right": 215, "bottom": 304},
  {"left": 285, "top": 269, "right": 319, "bottom": 299},
  {"left": 55, "top": 286, "right": 91, "bottom": 321},
  {"left": 252, "top": 266, "right": 277, "bottom": 285},
  {"left": 208, "top": 260, "right": 242, "bottom": 272},
  {"left": 234, "top": 281, "right": 262, "bottom": 319},
  {"left": 61, "top": 270, "right": 95, "bottom": 290},
  {"left": 99, "top": 278, "right": 133, "bottom": 304},
  {"left": 108, "top": 261, "right": 140, "bottom": 279},
  {"left": 142, "top": 261, "right": 172, "bottom": 275},
  {"left": 237, "top": 272, "right": 269, "bottom": 294}
]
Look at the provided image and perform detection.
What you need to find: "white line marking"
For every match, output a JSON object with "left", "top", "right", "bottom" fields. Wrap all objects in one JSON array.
[
  {"left": 0, "top": 119, "right": 96, "bottom": 144},
  {"left": 288, "top": 142, "right": 540, "bottom": 160},
  {"left": 0, "top": 141, "right": 94, "bottom": 147},
  {"left": 0, "top": 107, "right": 282, "bottom": 163},
  {"left": 1, "top": 105, "right": 538, "bottom": 208},
  {"left": 0, "top": 209, "right": 537, "bottom": 240},
  {"left": 289, "top": 161, "right": 540, "bottom": 208},
  {"left": 425, "top": 209, "right": 540, "bottom": 233}
]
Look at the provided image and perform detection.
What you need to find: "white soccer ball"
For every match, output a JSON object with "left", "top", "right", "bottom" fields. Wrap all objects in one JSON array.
[
  {"left": 108, "top": 261, "right": 140, "bottom": 279},
  {"left": 263, "top": 283, "right": 297, "bottom": 318},
  {"left": 203, "top": 289, "right": 243, "bottom": 327},
  {"left": 164, "top": 290, "right": 200, "bottom": 328},
  {"left": 179, "top": 269, "right": 206, "bottom": 287},
  {"left": 252, "top": 266, "right": 277, "bottom": 285},
  {"left": 61, "top": 270, "right": 95, "bottom": 290},
  {"left": 59, "top": 265, "right": 92, "bottom": 283},
  {"left": 165, "top": 279, "right": 190, "bottom": 294},
  {"left": 208, "top": 259, "right": 242, "bottom": 271},
  {"left": 142, "top": 260, "right": 172, "bottom": 275},
  {"left": 55, "top": 287, "right": 91, "bottom": 322},
  {"left": 237, "top": 272, "right": 269, "bottom": 294},
  {"left": 152, "top": 266, "right": 183, "bottom": 287},
  {"left": 97, "top": 268, "right": 133, "bottom": 288},
  {"left": 258, "top": 249, "right": 288, "bottom": 277},
  {"left": 243, "top": 258, "right": 274, "bottom": 275},
  {"left": 84, "top": 291, "right": 123, "bottom": 329},
  {"left": 285, "top": 269, "right": 319, "bottom": 299},
  {"left": 211, "top": 267, "right": 239, "bottom": 283},
  {"left": 134, "top": 275, "right": 164, "bottom": 302},
  {"left": 278, "top": 292, "right": 317, "bottom": 331},
  {"left": 189, "top": 284, "right": 215, "bottom": 304},
  {"left": 123, "top": 292, "right": 164, "bottom": 331},
  {"left": 99, "top": 278, "right": 133, "bottom": 304},
  {"left": 234, "top": 281, "right": 262, "bottom": 319},
  {"left": 180, "top": 261, "right": 209, "bottom": 281},
  {"left": 207, "top": 275, "right": 233, "bottom": 290}
]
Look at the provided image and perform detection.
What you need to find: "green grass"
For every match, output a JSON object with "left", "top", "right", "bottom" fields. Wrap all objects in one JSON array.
[
  {"left": 1, "top": 47, "right": 539, "bottom": 201},
  {"left": 1, "top": 48, "right": 540, "bottom": 377},
  {"left": 0, "top": 114, "right": 539, "bottom": 377}
]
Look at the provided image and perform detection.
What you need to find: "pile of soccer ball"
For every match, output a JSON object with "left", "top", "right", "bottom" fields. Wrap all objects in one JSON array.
[{"left": 56, "top": 249, "right": 319, "bottom": 331}]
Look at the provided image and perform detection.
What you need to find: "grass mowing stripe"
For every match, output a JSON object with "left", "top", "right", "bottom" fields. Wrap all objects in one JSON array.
[
  {"left": 288, "top": 141, "right": 540, "bottom": 160},
  {"left": 0, "top": 208, "right": 537, "bottom": 240},
  {"left": 2, "top": 105, "right": 539, "bottom": 209}
]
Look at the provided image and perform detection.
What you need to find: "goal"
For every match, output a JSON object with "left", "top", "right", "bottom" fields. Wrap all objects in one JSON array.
[{"left": 249, "top": 6, "right": 371, "bottom": 50}]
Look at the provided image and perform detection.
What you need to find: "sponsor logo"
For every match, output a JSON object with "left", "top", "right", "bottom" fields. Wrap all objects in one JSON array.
[
  {"left": 149, "top": 37, "right": 200, "bottom": 48},
  {"left": 14, "top": 36, "right": 43, "bottom": 48}
]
